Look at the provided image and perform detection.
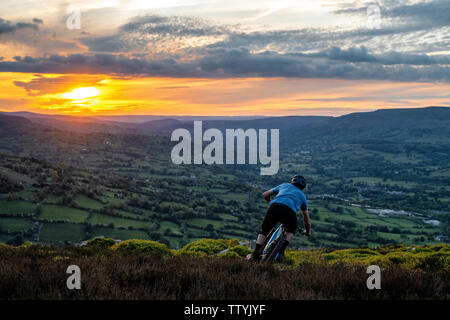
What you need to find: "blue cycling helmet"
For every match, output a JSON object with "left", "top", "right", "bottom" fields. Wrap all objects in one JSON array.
[{"left": 291, "top": 175, "right": 307, "bottom": 189}]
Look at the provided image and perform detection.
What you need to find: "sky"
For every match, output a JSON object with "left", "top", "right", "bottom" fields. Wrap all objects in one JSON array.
[{"left": 0, "top": 0, "right": 449, "bottom": 116}]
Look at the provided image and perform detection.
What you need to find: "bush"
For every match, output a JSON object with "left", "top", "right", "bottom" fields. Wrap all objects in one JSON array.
[
  {"left": 228, "top": 245, "right": 252, "bottom": 257},
  {"left": 111, "top": 239, "right": 172, "bottom": 257},
  {"left": 6, "top": 235, "right": 24, "bottom": 246},
  {"left": 21, "top": 241, "right": 32, "bottom": 248},
  {"left": 179, "top": 238, "right": 240, "bottom": 256},
  {"left": 287, "top": 250, "right": 325, "bottom": 268},
  {"left": 84, "top": 237, "right": 116, "bottom": 248}
]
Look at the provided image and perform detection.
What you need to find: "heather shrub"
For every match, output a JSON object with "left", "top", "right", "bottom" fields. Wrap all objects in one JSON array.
[
  {"left": 218, "top": 251, "right": 240, "bottom": 258},
  {"left": 0, "top": 241, "right": 448, "bottom": 299}
]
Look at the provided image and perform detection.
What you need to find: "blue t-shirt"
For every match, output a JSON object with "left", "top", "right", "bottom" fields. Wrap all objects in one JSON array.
[{"left": 269, "top": 182, "right": 308, "bottom": 213}]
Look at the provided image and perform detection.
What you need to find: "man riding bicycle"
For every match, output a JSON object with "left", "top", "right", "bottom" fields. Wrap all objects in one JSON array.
[{"left": 248, "top": 175, "right": 311, "bottom": 262}]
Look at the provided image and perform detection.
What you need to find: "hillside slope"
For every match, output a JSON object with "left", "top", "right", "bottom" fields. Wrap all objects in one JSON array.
[
  {"left": 0, "top": 239, "right": 448, "bottom": 299},
  {"left": 288, "top": 107, "right": 450, "bottom": 144}
]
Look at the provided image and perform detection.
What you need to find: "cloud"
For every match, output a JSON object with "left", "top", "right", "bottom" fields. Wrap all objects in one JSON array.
[
  {"left": 13, "top": 74, "right": 105, "bottom": 96},
  {"left": 0, "top": 16, "right": 83, "bottom": 59},
  {"left": 2, "top": 48, "right": 450, "bottom": 83},
  {"left": 77, "top": 7, "right": 450, "bottom": 60},
  {"left": 80, "top": 15, "right": 229, "bottom": 54},
  {"left": 0, "top": 17, "right": 40, "bottom": 34},
  {"left": 120, "top": 15, "right": 227, "bottom": 36},
  {"left": 1, "top": 6, "right": 449, "bottom": 84},
  {"left": 0, "top": 54, "right": 204, "bottom": 77},
  {"left": 333, "top": 0, "right": 450, "bottom": 30},
  {"left": 303, "top": 46, "right": 450, "bottom": 65}
]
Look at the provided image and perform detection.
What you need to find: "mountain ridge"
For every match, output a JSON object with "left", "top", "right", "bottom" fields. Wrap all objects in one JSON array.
[{"left": 1, "top": 107, "right": 449, "bottom": 144}]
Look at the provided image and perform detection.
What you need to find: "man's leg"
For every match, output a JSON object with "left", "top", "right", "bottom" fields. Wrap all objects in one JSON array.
[
  {"left": 249, "top": 205, "right": 277, "bottom": 261},
  {"left": 278, "top": 232, "right": 294, "bottom": 260},
  {"left": 249, "top": 234, "right": 266, "bottom": 261},
  {"left": 277, "top": 206, "right": 298, "bottom": 262}
]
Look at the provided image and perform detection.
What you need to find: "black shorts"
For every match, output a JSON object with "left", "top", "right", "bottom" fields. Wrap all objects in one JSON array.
[{"left": 260, "top": 203, "right": 298, "bottom": 235}]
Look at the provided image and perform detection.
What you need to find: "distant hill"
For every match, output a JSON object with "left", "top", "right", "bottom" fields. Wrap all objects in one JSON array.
[
  {"left": 137, "top": 118, "right": 186, "bottom": 134},
  {"left": 286, "top": 107, "right": 450, "bottom": 145},
  {"left": 0, "top": 111, "right": 139, "bottom": 134},
  {"left": 137, "top": 115, "right": 330, "bottom": 135},
  {"left": 0, "top": 111, "right": 330, "bottom": 135},
  {"left": 1, "top": 107, "right": 449, "bottom": 144},
  {"left": 93, "top": 114, "right": 267, "bottom": 123},
  {"left": 0, "top": 114, "right": 35, "bottom": 136}
]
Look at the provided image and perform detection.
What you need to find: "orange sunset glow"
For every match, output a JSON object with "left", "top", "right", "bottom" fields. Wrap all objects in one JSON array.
[
  {"left": 61, "top": 86, "right": 100, "bottom": 100},
  {"left": 2, "top": 72, "right": 450, "bottom": 116}
]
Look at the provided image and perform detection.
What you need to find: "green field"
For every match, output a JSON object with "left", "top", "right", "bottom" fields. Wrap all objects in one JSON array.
[
  {"left": 74, "top": 194, "right": 105, "bottom": 210},
  {"left": 39, "top": 205, "right": 90, "bottom": 223},
  {"left": 0, "top": 200, "right": 36, "bottom": 215},
  {"left": 157, "top": 220, "right": 182, "bottom": 235},
  {"left": 90, "top": 227, "right": 151, "bottom": 240},
  {"left": 39, "top": 223, "right": 86, "bottom": 243},
  {"left": 88, "top": 213, "right": 157, "bottom": 230},
  {"left": 0, "top": 217, "right": 32, "bottom": 233}
]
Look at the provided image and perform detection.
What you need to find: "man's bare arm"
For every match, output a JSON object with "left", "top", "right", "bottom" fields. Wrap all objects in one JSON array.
[
  {"left": 262, "top": 189, "right": 275, "bottom": 203},
  {"left": 301, "top": 209, "right": 311, "bottom": 236}
]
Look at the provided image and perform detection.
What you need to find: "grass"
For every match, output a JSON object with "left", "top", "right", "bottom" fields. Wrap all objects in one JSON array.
[
  {"left": 157, "top": 221, "right": 182, "bottom": 235},
  {"left": 39, "top": 205, "right": 90, "bottom": 223},
  {"left": 218, "top": 213, "right": 239, "bottom": 221},
  {"left": 73, "top": 194, "right": 104, "bottom": 210},
  {"left": 0, "top": 200, "right": 36, "bottom": 215},
  {"left": 88, "top": 213, "right": 157, "bottom": 229},
  {"left": 13, "top": 189, "right": 35, "bottom": 200},
  {"left": 187, "top": 218, "right": 223, "bottom": 229},
  {"left": 113, "top": 209, "right": 143, "bottom": 220},
  {"left": 350, "top": 176, "right": 413, "bottom": 188},
  {"left": 39, "top": 223, "right": 86, "bottom": 243},
  {"left": 0, "top": 218, "right": 32, "bottom": 233},
  {"left": 42, "top": 195, "right": 62, "bottom": 204},
  {"left": 0, "top": 234, "right": 13, "bottom": 242},
  {"left": 98, "top": 195, "right": 128, "bottom": 206},
  {"left": 90, "top": 227, "right": 151, "bottom": 240}
]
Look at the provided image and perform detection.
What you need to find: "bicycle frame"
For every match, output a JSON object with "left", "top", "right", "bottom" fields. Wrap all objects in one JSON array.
[
  {"left": 262, "top": 224, "right": 283, "bottom": 255},
  {"left": 260, "top": 224, "right": 306, "bottom": 263}
]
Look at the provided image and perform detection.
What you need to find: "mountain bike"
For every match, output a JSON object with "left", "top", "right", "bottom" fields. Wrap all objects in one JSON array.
[{"left": 260, "top": 224, "right": 306, "bottom": 263}]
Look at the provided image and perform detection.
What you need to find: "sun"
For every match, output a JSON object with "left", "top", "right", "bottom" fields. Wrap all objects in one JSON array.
[{"left": 61, "top": 86, "right": 100, "bottom": 100}]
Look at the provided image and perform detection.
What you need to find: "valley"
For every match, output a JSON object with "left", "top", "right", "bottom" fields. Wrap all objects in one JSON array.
[{"left": 0, "top": 107, "right": 448, "bottom": 249}]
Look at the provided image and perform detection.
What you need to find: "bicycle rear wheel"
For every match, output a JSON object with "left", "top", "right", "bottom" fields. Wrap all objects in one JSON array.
[{"left": 263, "top": 234, "right": 286, "bottom": 263}]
